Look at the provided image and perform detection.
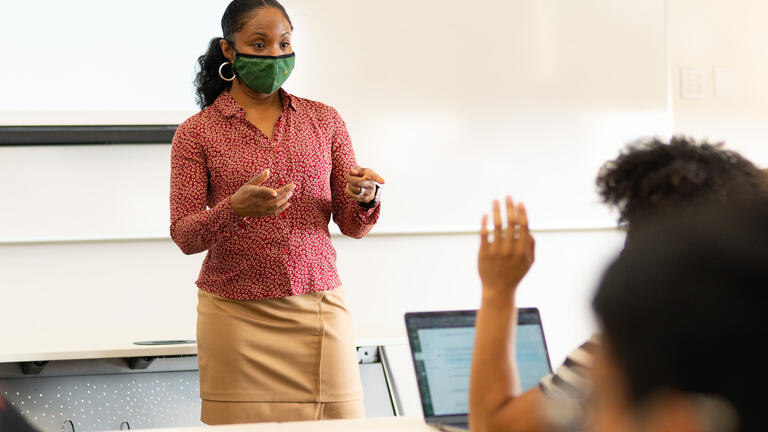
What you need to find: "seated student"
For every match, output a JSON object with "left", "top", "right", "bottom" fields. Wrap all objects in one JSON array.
[
  {"left": 469, "top": 136, "right": 768, "bottom": 432},
  {"left": 590, "top": 198, "right": 767, "bottom": 432}
]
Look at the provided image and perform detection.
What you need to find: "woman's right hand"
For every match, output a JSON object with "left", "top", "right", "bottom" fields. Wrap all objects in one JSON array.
[
  {"left": 230, "top": 169, "right": 296, "bottom": 217},
  {"left": 478, "top": 196, "right": 535, "bottom": 296}
]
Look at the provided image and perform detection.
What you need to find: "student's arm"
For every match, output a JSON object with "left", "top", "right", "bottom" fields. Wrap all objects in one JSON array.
[
  {"left": 470, "top": 197, "right": 546, "bottom": 432},
  {"left": 482, "top": 388, "right": 547, "bottom": 432}
]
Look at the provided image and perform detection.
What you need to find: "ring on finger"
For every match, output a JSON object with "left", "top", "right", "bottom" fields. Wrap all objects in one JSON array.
[
  {"left": 358, "top": 187, "right": 366, "bottom": 196},
  {"left": 513, "top": 224, "right": 522, "bottom": 240}
]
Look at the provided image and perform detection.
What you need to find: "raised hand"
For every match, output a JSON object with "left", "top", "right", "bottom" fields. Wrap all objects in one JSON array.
[
  {"left": 478, "top": 196, "right": 535, "bottom": 294},
  {"left": 230, "top": 169, "right": 296, "bottom": 217}
]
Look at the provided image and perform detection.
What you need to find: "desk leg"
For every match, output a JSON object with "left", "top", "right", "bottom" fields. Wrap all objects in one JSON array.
[{"left": 378, "top": 346, "right": 403, "bottom": 416}]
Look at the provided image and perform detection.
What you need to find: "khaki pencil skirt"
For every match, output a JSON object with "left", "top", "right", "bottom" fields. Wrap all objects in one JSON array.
[{"left": 196, "top": 287, "right": 364, "bottom": 425}]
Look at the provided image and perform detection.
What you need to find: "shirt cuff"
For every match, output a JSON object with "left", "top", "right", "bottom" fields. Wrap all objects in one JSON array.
[{"left": 355, "top": 201, "right": 381, "bottom": 224}]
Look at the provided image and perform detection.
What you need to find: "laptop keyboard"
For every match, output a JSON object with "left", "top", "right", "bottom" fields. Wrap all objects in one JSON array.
[{"left": 431, "top": 422, "right": 469, "bottom": 432}]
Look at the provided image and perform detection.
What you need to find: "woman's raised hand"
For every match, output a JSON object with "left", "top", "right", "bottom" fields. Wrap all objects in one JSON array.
[
  {"left": 478, "top": 196, "right": 535, "bottom": 295},
  {"left": 230, "top": 169, "right": 296, "bottom": 217}
]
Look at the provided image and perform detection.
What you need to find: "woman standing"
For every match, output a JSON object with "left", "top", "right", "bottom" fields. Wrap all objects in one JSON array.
[{"left": 170, "top": 0, "right": 384, "bottom": 424}]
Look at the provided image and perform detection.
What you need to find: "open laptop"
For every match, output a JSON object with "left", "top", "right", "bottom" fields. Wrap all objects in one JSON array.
[{"left": 405, "top": 308, "right": 553, "bottom": 432}]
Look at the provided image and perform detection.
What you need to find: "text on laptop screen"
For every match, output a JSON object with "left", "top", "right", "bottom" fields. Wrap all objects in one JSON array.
[{"left": 409, "top": 312, "right": 551, "bottom": 417}]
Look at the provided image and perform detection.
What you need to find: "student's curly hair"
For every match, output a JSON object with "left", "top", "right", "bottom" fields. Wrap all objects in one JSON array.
[{"left": 596, "top": 136, "right": 768, "bottom": 225}]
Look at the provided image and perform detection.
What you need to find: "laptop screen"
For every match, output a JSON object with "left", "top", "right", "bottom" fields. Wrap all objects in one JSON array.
[{"left": 405, "top": 308, "right": 552, "bottom": 418}]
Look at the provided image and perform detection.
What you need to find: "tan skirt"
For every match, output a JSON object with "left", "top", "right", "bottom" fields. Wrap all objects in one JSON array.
[
  {"left": 200, "top": 400, "right": 364, "bottom": 425},
  {"left": 196, "top": 287, "right": 363, "bottom": 413}
]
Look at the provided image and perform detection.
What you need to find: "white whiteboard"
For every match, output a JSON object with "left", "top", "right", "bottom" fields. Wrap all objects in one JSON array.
[{"left": 0, "top": 0, "right": 669, "bottom": 240}]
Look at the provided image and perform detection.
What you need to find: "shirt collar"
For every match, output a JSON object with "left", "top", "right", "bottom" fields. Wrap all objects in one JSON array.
[
  {"left": 214, "top": 88, "right": 297, "bottom": 119},
  {"left": 279, "top": 88, "right": 298, "bottom": 112}
]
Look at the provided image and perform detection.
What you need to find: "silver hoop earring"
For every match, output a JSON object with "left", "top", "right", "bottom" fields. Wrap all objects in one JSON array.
[{"left": 218, "top": 62, "right": 236, "bottom": 81}]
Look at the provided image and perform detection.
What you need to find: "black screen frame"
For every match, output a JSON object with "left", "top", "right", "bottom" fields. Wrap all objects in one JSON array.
[{"left": 0, "top": 125, "right": 178, "bottom": 146}]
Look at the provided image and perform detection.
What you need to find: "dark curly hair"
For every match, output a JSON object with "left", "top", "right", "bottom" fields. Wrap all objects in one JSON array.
[
  {"left": 594, "top": 196, "right": 768, "bottom": 432},
  {"left": 194, "top": 0, "right": 293, "bottom": 109},
  {"left": 596, "top": 136, "right": 768, "bottom": 226}
]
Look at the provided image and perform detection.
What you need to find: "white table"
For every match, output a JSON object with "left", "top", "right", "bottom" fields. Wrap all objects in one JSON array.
[
  {"left": 123, "top": 416, "right": 435, "bottom": 432},
  {"left": 0, "top": 324, "right": 407, "bottom": 363},
  {"left": 0, "top": 326, "right": 420, "bottom": 431}
]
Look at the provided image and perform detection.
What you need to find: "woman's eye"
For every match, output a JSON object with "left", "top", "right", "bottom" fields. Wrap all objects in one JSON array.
[
  {"left": 281, "top": 42, "right": 291, "bottom": 48},
  {"left": 254, "top": 42, "right": 265, "bottom": 48}
]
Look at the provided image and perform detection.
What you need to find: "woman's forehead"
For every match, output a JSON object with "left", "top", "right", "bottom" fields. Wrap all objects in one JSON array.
[{"left": 238, "top": 8, "right": 291, "bottom": 36}]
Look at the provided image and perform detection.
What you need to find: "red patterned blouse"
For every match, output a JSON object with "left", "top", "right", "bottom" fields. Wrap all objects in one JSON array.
[{"left": 170, "top": 89, "right": 380, "bottom": 300}]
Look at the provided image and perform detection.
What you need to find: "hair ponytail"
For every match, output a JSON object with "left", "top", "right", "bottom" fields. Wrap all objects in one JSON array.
[{"left": 194, "top": 37, "right": 231, "bottom": 109}]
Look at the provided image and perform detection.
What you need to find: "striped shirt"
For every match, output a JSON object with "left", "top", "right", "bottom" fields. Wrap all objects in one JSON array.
[{"left": 539, "top": 335, "right": 600, "bottom": 431}]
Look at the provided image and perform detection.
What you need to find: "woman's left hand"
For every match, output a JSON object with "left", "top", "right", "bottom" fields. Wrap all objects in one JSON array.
[{"left": 345, "top": 166, "right": 386, "bottom": 203}]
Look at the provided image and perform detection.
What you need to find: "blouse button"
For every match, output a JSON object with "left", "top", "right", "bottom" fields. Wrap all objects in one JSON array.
[
  {"left": 238, "top": 222, "right": 246, "bottom": 229},
  {"left": 280, "top": 212, "right": 287, "bottom": 219},
  {"left": 283, "top": 248, "right": 290, "bottom": 255},
  {"left": 274, "top": 146, "right": 282, "bottom": 152}
]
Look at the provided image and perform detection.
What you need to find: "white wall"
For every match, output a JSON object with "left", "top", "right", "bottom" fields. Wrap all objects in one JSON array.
[
  {"left": 668, "top": 0, "right": 768, "bottom": 167},
  {"left": 0, "top": 0, "right": 663, "bottom": 368},
  {"left": 0, "top": 229, "right": 624, "bottom": 366}
]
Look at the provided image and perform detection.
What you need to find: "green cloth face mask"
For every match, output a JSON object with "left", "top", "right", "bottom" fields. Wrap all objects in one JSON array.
[{"left": 232, "top": 52, "right": 295, "bottom": 95}]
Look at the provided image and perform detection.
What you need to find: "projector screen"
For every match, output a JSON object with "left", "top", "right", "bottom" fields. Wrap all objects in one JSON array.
[{"left": 0, "top": 0, "right": 668, "bottom": 239}]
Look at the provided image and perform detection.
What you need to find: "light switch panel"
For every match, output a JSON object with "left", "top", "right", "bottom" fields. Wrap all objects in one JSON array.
[{"left": 681, "top": 68, "right": 707, "bottom": 99}]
